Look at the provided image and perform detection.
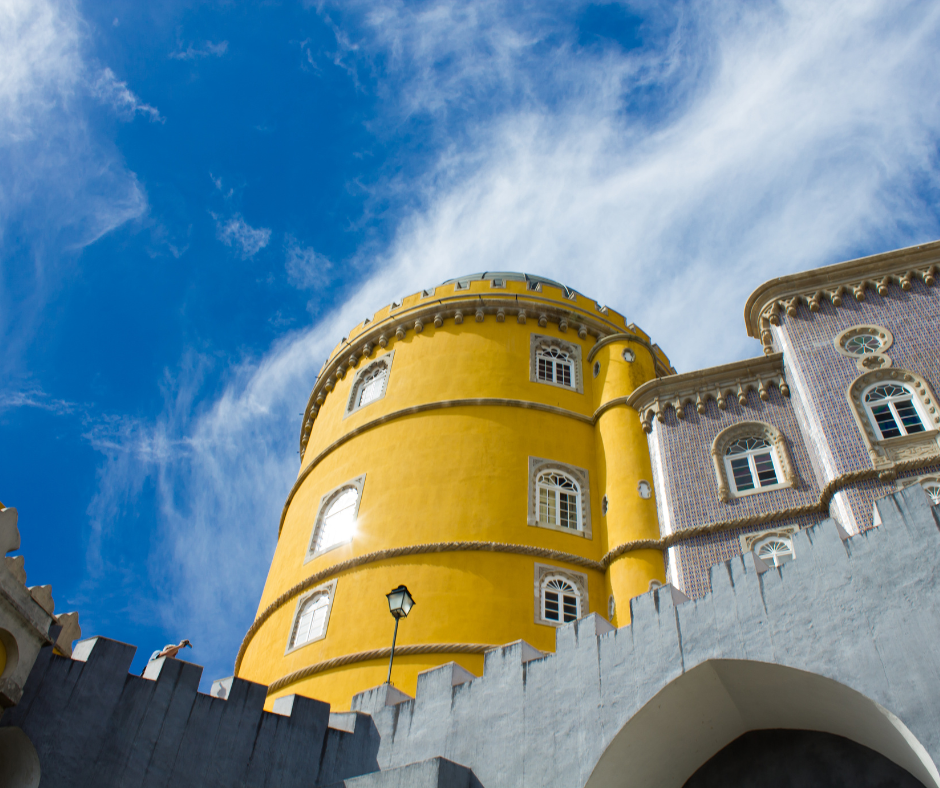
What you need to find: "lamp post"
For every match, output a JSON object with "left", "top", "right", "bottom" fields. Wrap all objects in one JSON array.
[{"left": 385, "top": 584, "right": 415, "bottom": 685}]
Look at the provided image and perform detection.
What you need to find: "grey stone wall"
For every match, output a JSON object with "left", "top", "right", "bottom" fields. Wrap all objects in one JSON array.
[{"left": 3, "top": 487, "right": 939, "bottom": 787}]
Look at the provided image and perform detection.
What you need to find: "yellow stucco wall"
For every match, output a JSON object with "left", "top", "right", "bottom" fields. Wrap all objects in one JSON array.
[{"left": 236, "top": 276, "right": 671, "bottom": 711}]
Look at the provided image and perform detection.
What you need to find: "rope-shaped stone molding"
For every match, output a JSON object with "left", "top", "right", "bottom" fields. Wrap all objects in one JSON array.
[
  {"left": 236, "top": 455, "right": 940, "bottom": 677},
  {"left": 757, "top": 266, "right": 938, "bottom": 355},
  {"left": 233, "top": 541, "right": 605, "bottom": 675},
  {"left": 265, "top": 643, "right": 495, "bottom": 696}
]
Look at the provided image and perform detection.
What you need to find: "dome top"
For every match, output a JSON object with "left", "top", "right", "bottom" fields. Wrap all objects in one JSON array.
[{"left": 441, "top": 272, "right": 581, "bottom": 299}]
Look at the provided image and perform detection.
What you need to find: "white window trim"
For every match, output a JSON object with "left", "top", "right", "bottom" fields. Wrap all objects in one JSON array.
[
  {"left": 739, "top": 526, "right": 798, "bottom": 574},
  {"left": 529, "top": 334, "right": 583, "bottom": 394},
  {"left": 305, "top": 475, "right": 366, "bottom": 563},
  {"left": 284, "top": 579, "right": 337, "bottom": 654},
  {"left": 861, "top": 382, "right": 930, "bottom": 440},
  {"left": 527, "top": 457, "right": 592, "bottom": 539},
  {"left": 533, "top": 563, "right": 587, "bottom": 627},
  {"left": 722, "top": 443, "right": 787, "bottom": 497},
  {"left": 896, "top": 473, "right": 940, "bottom": 506},
  {"left": 711, "top": 422, "right": 797, "bottom": 503},
  {"left": 345, "top": 351, "right": 395, "bottom": 418},
  {"left": 847, "top": 368, "right": 940, "bottom": 470}
]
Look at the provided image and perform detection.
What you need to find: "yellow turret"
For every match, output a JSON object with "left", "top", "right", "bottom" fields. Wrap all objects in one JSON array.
[{"left": 235, "top": 273, "right": 673, "bottom": 710}]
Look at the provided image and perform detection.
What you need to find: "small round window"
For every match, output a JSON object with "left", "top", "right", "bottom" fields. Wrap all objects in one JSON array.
[
  {"left": 844, "top": 334, "right": 882, "bottom": 355},
  {"left": 834, "top": 325, "right": 893, "bottom": 359},
  {"left": 593, "top": 361, "right": 600, "bottom": 378},
  {"left": 622, "top": 348, "right": 635, "bottom": 363}
]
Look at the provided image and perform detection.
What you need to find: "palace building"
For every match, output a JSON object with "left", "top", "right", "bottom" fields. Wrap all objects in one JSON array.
[{"left": 3, "top": 241, "right": 940, "bottom": 787}]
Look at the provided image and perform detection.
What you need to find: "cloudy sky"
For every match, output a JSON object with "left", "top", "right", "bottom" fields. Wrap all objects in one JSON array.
[{"left": 3, "top": 0, "right": 940, "bottom": 687}]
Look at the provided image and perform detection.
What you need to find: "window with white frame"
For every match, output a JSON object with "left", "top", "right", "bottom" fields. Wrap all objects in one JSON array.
[
  {"left": 921, "top": 478, "right": 940, "bottom": 505},
  {"left": 346, "top": 352, "right": 394, "bottom": 417},
  {"left": 724, "top": 437, "right": 781, "bottom": 494},
  {"left": 529, "top": 335, "right": 583, "bottom": 393},
  {"left": 528, "top": 458, "right": 592, "bottom": 537},
  {"left": 864, "top": 383, "right": 926, "bottom": 439},
  {"left": 541, "top": 575, "right": 580, "bottom": 623},
  {"left": 537, "top": 470, "right": 581, "bottom": 530},
  {"left": 286, "top": 581, "right": 336, "bottom": 652},
  {"left": 537, "top": 347, "right": 573, "bottom": 387},
  {"left": 755, "top": 535, "right": 794, "bottom": 568},
  {"left": 306, "top": 476, "right": 366, "bottom": 561}
]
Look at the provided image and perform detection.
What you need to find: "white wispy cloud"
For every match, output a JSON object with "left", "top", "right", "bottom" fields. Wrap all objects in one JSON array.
[
  {"left": 0, "top": 386, "right": 77, "bottom": 415},
  {"left": 89, "top": 0, "right": 940, "bottom": 687},
  {"left": 170, "top": 40, "right": 229, "bottom": 61},
  {"left": 214, "top": 213, "right": 272, "bottom": 258},
  {"left": 285, "top": 235, "right": 333, "bottom": 289},
  {"left": 90, "top": 67, "right": 164, "bottom": 123}
]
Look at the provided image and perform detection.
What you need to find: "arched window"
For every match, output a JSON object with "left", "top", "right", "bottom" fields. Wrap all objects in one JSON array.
[
  {"left": 724, "top": 437, "right": 780, "bottom": 494},
  {"left": 346, "top": 353, "right": 394, "bottom": 417},
  {"left": 923, "top": 480, "right": 940, "bottom": 506},
  {"left": 537, "top": 347, "right": 573, "bottom": 387},
  {"left": 357, "top": 365, "right": 387, "bottom": 408},
  {"left": 286, "top": 582, "right": 336, "bottom": 652},
  {"left": 755, "top": 535, "right": 794, "bottom": 568},
  {"left": 529, "top": 335, "right": 583, "bottom": 393},
  {"left": 711, "top": 422, "right": 795, "bottom": 502},
  {"left": 541, "top": 575, "right": 580, "bottom": 623},
  {"left": 863, "top": 383, "right": 926, "bottom": 439},
  {"left": 306, "top": 476, "right": 366, "bottom": 561},
  {"left": 537, "top": 471, "right": 581, "bottom": 530},
  {"left": 316, "top": 488, "right": 358, "bottom": 552}
]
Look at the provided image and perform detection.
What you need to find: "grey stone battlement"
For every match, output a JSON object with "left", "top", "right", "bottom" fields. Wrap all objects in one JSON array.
[{"left": 3, "top": 487, "right": 940, "bottom": 787}]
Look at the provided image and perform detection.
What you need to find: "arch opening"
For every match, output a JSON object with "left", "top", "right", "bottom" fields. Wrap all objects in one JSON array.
[
  {"left": 0, "top": 727, "right": 41, "bottom": 788},
  {"left": 585, "top": 660, "right": 939, "bottom": 788}
]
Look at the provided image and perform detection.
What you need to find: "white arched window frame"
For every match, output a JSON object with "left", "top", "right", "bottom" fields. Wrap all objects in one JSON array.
[
  {"left": 285, "top": 580, "right": 337, "bottom": 653},
  {"left": 740, "top": 526, "right": 798, "bottom": 574},
  {"left": 711, "top": 422, "right": 797, "bottom": 502},
  {"left": 345, "top": 351, "right": 395, "bottom": 418},
  {"left": 534, "top": 563, "right": 587, "bottom": 626},
  {"left": 529, "top": 334, "right": 583, "bottom": 393},
  {"left": 896, "top": 474, "right": 940, "bottom": 507},
  {"left": 527, "top": 458, "right": 592, "bottom": 538},
  {"left": 847, "top": 369, "right": 940, "bottom": 471},
  {"left": 862, "top": 383, "right": 928, "bottom": 440},
  {"left": 305, "top": 475, "right": 366, "bottom": 563}
]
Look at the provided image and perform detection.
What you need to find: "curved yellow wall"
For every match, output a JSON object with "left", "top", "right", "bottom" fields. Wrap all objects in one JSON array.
[{"left": 237, "top": 278, "right": 671, "bottom": 710}]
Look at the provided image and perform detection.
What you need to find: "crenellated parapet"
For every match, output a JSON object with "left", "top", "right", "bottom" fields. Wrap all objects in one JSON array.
[
  {"left": 626, "top": 353, "right": 790, "bottom": 434},
  {"left": 745, "top": 240, "right": 940, "bottom": 356},
  {"left": 298, "top": 275, "right": 675, "bottom": 459}
]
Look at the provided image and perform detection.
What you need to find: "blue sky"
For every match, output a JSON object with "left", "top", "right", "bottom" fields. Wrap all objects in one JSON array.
[{"left": 3, "top": 0, "right": 940, "bottom": 688}]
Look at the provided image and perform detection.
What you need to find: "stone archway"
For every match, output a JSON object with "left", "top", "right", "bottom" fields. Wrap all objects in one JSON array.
[
  {"left": 585, "top": 659, "right": 940, "bottom": 788},
  {"left": 0, "top": 727, "right": 41, "bottom": 788}
]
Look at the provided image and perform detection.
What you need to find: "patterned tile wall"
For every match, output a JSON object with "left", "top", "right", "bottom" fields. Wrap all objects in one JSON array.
[{"left": 651, "top": 280, "right": 940, "bottom": 599}]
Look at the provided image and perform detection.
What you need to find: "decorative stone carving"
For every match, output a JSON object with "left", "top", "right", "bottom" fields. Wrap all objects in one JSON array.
[
  {"left": 538, "top": 314, "right": 548, "bottom": 327},
  {"left": 578, "top": 324, "right": 587, "bottom": 339},
  {"left": 475, "top": 310, "right": 484, "bottom": 323},
  {"left": 433, "top": 314, "right": 443, "bottom": 328},
  {"left": 496, "top": 309, "right": 505, "bottom": 323},
  {"left": 395, "top": 325, "right": 407, "bottom": 340},
  {"left": 627, "top": 354, "right": 790, "bottom": 434},
  {"left": 454, "top": 311, "right": 464, "bottom": 324},
  {"left": 362, "top": 343, "right": 373, "bottom": 358},
  {"left": 558, "top": 318, "right": 568, "bottom": 333},
  {"left": 345, "top": 352, "right": 395, "bottom": 417},
  {"left": 710, "top": 421, "right": 798, "bottom": 503},
  {"left": 846, "top": 367, "right": 940, "bottom": 469},
  {"left": 414, "top": 319, "right": 424, "bottom": 333},
  {"left": 517, "top": 310, "right": 526, "bottom": 324},
  {"left": 378, "top": 334, "right": 388, "bottom": 348}
]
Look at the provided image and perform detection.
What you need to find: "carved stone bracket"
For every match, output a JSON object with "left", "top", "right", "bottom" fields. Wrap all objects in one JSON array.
[{"left": 627, "top": 354, "right": 790, "bottom": 434}]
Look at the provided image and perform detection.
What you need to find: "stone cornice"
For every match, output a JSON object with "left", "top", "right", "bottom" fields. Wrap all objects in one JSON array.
[
  {"left": 744, "top": 240, "right": 940, "bottom": 346},
  {"left": 299, "top": 293, "right": 671, "bottom": 458},
  {"left": 626, "top": 353, "right": 789, "bottom": 433}
]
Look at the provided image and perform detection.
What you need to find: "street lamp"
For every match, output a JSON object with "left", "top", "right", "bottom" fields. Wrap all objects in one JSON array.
[{"left": 385, "top": 584, "right": 415, "bottom": 685}]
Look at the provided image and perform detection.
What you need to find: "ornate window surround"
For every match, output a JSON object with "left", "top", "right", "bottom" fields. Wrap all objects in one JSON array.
[
  {"left": 739, "top": 526, "right": 798, "bottom": 573},
  {"left": 711, "top": 422, "right": 797, "bottom": 503},
  {"left": 529, "top": 333, "right": 584, "bottom": 394},
  {"left": 527, "top": 457, "right": 592, "bottom": 538},
  {"left": 897, "top": 474, "right": 940, "bottom": 505},
  {"left": 533, "top": 562, "right": 587, "bottom": 627},
  {"left": 847, "top": 369, "right": 940, "bottom": 472},
  {"left": 305, "top": 475, "right": 367, "bottom": 563},
  {"left": 833, "top": 324, "right": 895, "bottom": 371},
  {"left": 284, "top": 579, "right": 337, "bottom": 655},
  {"left": 345, "top": 350, "right": 395, "bottom": 418}
]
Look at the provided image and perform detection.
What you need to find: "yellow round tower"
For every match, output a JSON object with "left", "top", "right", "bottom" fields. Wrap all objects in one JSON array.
[{"left": 235, "top": 273, "right": 674, "bottom": 710}]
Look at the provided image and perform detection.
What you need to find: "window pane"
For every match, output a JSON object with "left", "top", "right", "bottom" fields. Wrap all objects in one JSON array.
[
  {"left": 558, "top": 492, "right": 578, "bottom": 529},
  {"left": 318, "top": 489, "right": 358, "bottom": 551},
  {"left": 537, "top": 357, "right": 553, "bottom": 382},
  {"left": 753, "top": 453, "right": 778, "bottom": 487},
  {"left": 730, "top": 456, "right": 755, "bottom": 491},
  {"left": 562, "top": 594, "right": 578, "bottom": 622},
  {"left": 894, "top": 400, "right": 924, "bottom": 434},
  {"left": 544, "top": 590, "right": 560, "bottom": 621},
  {"left": 358, "top": 372, "right": 385, "bottom": 407},
  {"left": 871, "top": 404, "right": 901, "bottom": 438},
  {"left": 557, "top": 362, "right": 572, "bottom": 387}
]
